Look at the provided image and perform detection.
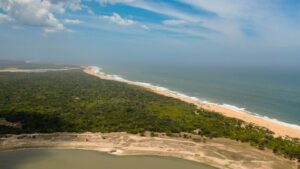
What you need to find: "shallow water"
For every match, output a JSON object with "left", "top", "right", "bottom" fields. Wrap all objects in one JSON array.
[{"left": 0, "top": 149, "right": 216, "bottom": 169}]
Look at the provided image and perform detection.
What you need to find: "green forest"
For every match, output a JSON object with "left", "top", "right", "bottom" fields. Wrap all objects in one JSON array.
[
  {"left": 0, "top": 69, "right": 299, "bottom": 161},
  {"left": 0, "top": 60, "right": 78, "bottom": 69}
]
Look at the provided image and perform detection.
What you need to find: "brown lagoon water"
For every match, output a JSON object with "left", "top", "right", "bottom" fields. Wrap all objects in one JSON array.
[{"left": 0, "top": 149, "right": 216, "bottom": 169}]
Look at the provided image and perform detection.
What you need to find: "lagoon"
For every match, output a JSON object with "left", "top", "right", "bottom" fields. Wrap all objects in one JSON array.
[{"left": 0, "top": 149, "right": 216, "bottom": 169}]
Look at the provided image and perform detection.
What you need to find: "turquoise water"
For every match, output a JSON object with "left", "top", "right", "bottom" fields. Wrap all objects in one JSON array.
[
  {"left": 96, "top": 62, "right": 300, "bottom": 127},
  {"left": 0, "top": 149, "right": 216, "bottom": 169}
]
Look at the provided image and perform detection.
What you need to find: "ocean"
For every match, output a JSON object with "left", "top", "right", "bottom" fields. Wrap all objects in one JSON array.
[{"left": 92, "top": 61, "right": 300, "bottom": 128}]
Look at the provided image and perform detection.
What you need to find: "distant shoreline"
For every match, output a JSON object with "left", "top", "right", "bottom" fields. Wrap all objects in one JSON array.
[
  {"left": 0, "top": 132, "right": 297, "bottom": 169},
  {"left": 84, "top": 66, "right": 300, "bottom": 138},
  {"left": 0, "top": 67, "right": 79, "bottom": 73}
]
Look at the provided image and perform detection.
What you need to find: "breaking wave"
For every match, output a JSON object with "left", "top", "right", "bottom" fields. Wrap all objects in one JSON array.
[{"left": 90, "top": 66, "right": 300, "bottom": 130}]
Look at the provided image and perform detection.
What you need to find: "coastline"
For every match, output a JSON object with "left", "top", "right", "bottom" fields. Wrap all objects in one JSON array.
[
  {"left": 0, "top": 132, "right": 297, "bottom": 169},
  {"left": 0, "top": 67, "right": 79, "bottom": 73},
  {"left": 84, "top": 66, "right": 300, "bottom": 138}
]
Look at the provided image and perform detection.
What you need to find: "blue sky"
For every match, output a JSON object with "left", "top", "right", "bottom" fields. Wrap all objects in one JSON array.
[{"left": 0, "top": 0, "right": 299, "bottom": 66}]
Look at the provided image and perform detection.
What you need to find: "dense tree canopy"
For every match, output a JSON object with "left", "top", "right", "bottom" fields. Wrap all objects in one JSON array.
[{"left": 0, "top": 70, "right": 299, "bottom": 161}]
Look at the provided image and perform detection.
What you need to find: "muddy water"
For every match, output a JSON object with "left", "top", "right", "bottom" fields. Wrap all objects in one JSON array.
[{"left": 0, "top": 149, "right": 217, "bottom": 169}]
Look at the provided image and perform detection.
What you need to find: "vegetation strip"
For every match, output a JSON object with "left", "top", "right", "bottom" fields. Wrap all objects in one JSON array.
[{"left": 0, "top": 69, "right": 299, "bottom": 162}]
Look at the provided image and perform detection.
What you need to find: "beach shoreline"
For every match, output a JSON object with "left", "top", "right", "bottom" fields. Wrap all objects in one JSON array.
[
  {"left": 0, "top": 132, "right": 297, "bottom": 169},
  {"left": 84, "top": 66, "right": 300, "bottom": 138}
]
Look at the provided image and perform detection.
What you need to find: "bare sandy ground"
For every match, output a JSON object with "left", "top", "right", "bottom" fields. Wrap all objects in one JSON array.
[
  {"left": 84, "top": 66, "right": 300, "bottom": 138},
  {"left": 0, "top": 132, "right": 297, "bottom": 169}
]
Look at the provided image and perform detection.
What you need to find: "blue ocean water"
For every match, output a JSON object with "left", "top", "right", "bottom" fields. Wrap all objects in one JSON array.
[{"left": 95, "top": 62, "right": 300, "bottom": 127}]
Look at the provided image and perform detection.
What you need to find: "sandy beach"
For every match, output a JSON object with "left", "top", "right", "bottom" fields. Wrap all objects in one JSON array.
[
  {"left": 0, "top": 132, "right": 297, "bottom": 169},
  {"left": 0, "top": 66, "right": 298, "bottom": 169},
  {"left": 84, "top": 66, "right": 300, "bottom": 138}
]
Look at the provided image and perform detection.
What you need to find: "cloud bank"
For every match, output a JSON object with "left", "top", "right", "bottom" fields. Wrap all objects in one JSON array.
[
  {"left": 102, "top": 13, "right": 135, "bottom": 26},
  {"left": 0, "top": 0, "right": 299, "bottom": 63},
  {"left": 0, "top": 0, "right": 83, "bottom": 32}
]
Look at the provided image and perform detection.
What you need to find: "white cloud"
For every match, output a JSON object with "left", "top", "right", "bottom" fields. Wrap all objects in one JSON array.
[
  {"left": 102, "top": 0, "right": 299, "bottom": 47},
  {"left": 98, "top": 0, "right": 200, "bottom": 22},
  {"left": 0, "top": 13, "right": 14, "bottom": 23},
  {"left": 64, "top": 19, "right": 83, "bottom": 24},
  {"left": 133, "top": 1, "right": 295, "bottom": 50},
  {"left": 87, "top": 8, "right": 95, "bottom": 15},
  {"left": 50, "top": 0, "right": 82, "bottom": 11},
  {"left": 0, "top": 0, "right": 67, "bottom": 32},
  {"left": 179, "top": 0, "right": 300, "bottom": 45},
  {"left": 98, "top": 0, "right": 136, "bottom": 5},
  {"left": 96, "top": 0, "right": 210, "bottom": 36},
  {"left": 102, "top": 13, "right": 135, "bottom": 26},
  {"left": 140, "top": 24, "right": 150, "bottom": 30},
  {"left": 181, "top": 0, "right": 249, "bottom": 18},
  {"left": 0, "top": 0, "right": 84, "bottom": 32},
  {"left": 163, "top": 19, "right": 187, "bottom": 26},
  {"left": 67, "top": 0, "right": 82, "bottom": 11},
  {"left": 100, "top": 12, "right": 151, "bottom": 31}
]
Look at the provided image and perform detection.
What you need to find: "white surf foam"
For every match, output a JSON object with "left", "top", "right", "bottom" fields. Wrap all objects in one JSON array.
[{"left": 90, "top": 66, "right": 300, "bottom": 131}]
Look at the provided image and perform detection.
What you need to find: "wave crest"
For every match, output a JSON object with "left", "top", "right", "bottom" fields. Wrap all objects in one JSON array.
[{"left": 90, "top": 66, "right": 300, "bottom": 130}]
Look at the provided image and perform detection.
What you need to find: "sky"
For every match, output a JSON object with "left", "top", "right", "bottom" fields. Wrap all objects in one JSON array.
[{"left": 0, "top": 0, "right": 299, "bottom": 66}]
